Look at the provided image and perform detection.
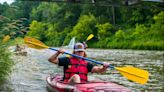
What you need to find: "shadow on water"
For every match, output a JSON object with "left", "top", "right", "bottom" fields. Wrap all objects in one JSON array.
[{"left": 1, "top": 47, "right": 163, "bottom": 92}]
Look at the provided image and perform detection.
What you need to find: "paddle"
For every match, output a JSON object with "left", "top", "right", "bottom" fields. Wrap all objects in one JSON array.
[
  {"left": 81, "top": 34, "right": 94, "bottom": 49},
  {"left": 85, "top": 34, "right": 94, "bottom": 42},
  {"left": 24, "top": 36, "right": 149, "bottom": 84}
]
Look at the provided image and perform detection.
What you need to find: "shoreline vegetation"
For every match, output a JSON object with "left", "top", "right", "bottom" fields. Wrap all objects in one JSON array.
[
  {"left": 0, "top": 44, "right": 13, "bottom": 85},
  {"left": 27, "top": 11, "right": 164, "bottom": 50},
  {"left": 0, "top": 1, "right": 163, "bottom": 51},
  {"left": 0, "top": 38, "right": 23, "bottom": 86}
]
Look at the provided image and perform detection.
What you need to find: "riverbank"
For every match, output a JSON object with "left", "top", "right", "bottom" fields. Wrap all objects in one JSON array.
[{"left": 0, "top": 45, "right": 13, "bottom": 87}]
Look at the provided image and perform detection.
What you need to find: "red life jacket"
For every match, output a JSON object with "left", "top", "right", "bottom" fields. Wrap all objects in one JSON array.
[{"left": 64, "top": 57, "right": 88, "bottom": 83}]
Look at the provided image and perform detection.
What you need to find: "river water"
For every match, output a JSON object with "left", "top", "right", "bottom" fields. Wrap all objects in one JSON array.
[{"left": 1, "top": 47, "right": 163, "bottom": 92}]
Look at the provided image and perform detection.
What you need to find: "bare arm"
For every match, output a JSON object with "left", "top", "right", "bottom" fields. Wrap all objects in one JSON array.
[
  {"left": 48, "top": 49, "right": 64, "bottom": 64},
  {"left": 91, "top": 63, "right": 109, "bottom": 73}
]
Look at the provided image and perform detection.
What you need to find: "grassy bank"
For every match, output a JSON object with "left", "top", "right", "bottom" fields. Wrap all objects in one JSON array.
[
  {"left": 0, "top": 38, "right": 24, "bottom": 85},
  {"left": 0, "top": 45, "right": 13, "bottom": 85}
]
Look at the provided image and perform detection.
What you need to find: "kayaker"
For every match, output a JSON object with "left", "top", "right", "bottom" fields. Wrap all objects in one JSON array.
[
  {"left": 82, "top": 41, "right": 88, "bottom": 49},
  {"left": 15, "top": 44, "right": 27, "bottom": 56},
  {"left": 48, "top": 42, "right": 109, "bottom": 83}
]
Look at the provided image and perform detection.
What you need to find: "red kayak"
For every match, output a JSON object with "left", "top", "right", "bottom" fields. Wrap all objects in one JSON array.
[{"left": 46, "top": 74, "right": 131, "bottom": 92}]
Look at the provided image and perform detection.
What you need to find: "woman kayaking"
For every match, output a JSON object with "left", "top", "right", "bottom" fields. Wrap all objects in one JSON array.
[{"left": 48, "top": 42, "right": 109, "bottom": 83}]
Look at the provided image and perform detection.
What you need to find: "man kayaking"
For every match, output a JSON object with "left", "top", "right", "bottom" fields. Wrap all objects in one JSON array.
[{"left": 48, "top": 42, "right": 109, "bottom": 83}]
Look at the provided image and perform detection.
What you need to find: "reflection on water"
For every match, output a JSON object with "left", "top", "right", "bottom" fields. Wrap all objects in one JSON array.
[{"left": 1, "top": 48, "right": 163, "bottom": 92}]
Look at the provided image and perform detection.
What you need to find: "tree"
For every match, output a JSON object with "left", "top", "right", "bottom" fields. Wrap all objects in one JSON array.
[
  {"left": 96, "top": 23, "right": 115, "bottom": 40},
  {"left": 115, "top": 29, "right": 125, "bottom": 40},
  {"left": 27, "top": 20, "right": 47, "bottom": 40},
  {"left": 67, "top": 14, "right": 97, "bottom": 42}
]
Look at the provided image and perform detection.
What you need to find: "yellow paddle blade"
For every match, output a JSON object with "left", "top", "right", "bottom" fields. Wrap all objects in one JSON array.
[
  {"left": 24, "top": 36, "right": 49, "bottom": 49},
  {"left": 2, "top": 35, "right": 10, "bottom": 44},
  {"left": 116, "top": 66, "right": 149, "bottom": 84},
  {"left": 86, "top": 34, "right": 94, "bottom": 41}
]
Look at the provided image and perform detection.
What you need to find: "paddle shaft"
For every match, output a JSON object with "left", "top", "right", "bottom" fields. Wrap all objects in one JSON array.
[
  {"left": 49, "top": 48, "right": 115, "bottom": 69},
  {"left": 50, "top": 48, "right": 148, "bottom": 79}
]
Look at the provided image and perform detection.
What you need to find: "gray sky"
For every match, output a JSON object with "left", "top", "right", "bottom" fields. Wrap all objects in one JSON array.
[{"left": 0, "top": 0, "right": 14, "bottom": 4}]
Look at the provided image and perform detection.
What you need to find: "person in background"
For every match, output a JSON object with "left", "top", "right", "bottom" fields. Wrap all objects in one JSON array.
[
  {"left": 15, "top": 44, "right": 22, "bottom": 52},
  {"left": 15, "top": 44, "right": 27, "bottom": 56},
  {"left": 48, "top": 42, "right": 109, "bottom": 83},
  {"left": 82, "top": 41, "right": 88, "bottom": 49}
]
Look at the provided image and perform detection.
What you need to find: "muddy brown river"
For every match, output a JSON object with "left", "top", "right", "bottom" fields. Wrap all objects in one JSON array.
[{"left": 1, "top": 47, "right": 163, "bottom": 92}]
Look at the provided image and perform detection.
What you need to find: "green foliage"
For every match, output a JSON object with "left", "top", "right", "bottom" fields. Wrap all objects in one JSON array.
[
  {"left": 132, "top": 24, "right": 148, "bottom": 37},
  {"left": 119, "top": 2, "right": 162, "bottom": 27},
  {"left": 1, "top": 1, "right": 163, "bottom": 50},
  {"left": 115, "top": 30, "right": 125, "bottom": 40},
  {"left": 68, "top": 14, "right": 97, "bottom": 42},
  {"left": 151, "top": 11, "right": 164, "bottom": 36},
  {"left": 129, "top": 8, "right": 145, "bottom": 24},
  {"left": 12, "top": 0, "right": 40, "bottom": 19},
  {"left": 0, "top": 45, "right": 13, "bottom": 84},
  {"left": 131, "top": 40, "right": 163, "bottom": 50},
  {"left": 0, "top": 18, "right": 28, "bottom": 40},
  {"left": 104, "top": 11, "right": 164, "bottom": 50},
  {"left": 30, "top": 3, "right": 81, "bottom": 31},
  {"left": 96, "top": 23, "right": 115, "bottom": 40},
  {"left": 27, "top": 20, "right": 68, "bottom": 46},
  {"left": 153, "top": 11, "right": 164, "bottom": 24},
  {"left": 62, "top": 27, "right": 73, "bottom": 45},
  {"left": 27, "top": 20, "right": 47, "bottom": 40},
  {"left": 30, "top": 2, "right": 60, "bottom": 22},
  {"left": 93, "top": 23, "right": 116, "bottom": 48}
]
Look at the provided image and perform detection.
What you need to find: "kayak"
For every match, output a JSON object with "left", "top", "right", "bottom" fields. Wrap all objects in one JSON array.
[{"left": 46, "top": 74, "right": 131, "bottom": 92}]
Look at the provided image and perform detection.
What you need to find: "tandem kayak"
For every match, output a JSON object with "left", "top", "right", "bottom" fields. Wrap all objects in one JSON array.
[{"left": 46, "top": 74, "right": 131, "bottom": 92}]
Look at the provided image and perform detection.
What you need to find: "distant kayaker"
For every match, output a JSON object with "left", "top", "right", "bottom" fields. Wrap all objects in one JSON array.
[
  {"left": 15, "top": 44, "right": 27, "bottom": 56},
  {"left": 48, "top": 42, "right": 109, "bottom": 83},
  {"left": 82, "top": 41, "right": 88, "bottom": 49}
]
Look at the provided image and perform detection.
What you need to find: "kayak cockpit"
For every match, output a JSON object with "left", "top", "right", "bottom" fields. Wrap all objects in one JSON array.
[{"left": 46, "top": 74, "right": 131, "bottom": 92}]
